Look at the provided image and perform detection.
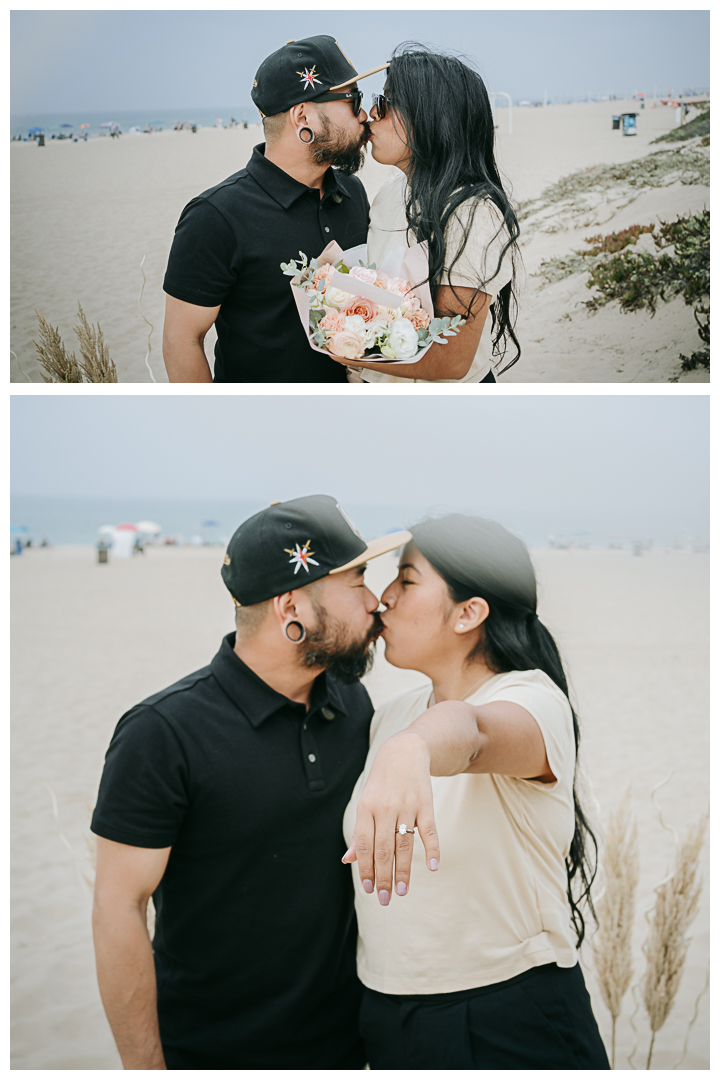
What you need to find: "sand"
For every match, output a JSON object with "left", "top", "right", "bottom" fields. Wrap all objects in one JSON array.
[
  {"left": 10, "top": 100, "right": 708, "bottom": 383},
  {"left": 11, "top": 544, "right": 709, "bottom": 1069}
]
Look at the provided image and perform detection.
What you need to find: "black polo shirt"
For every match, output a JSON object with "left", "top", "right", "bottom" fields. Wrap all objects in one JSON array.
[
  {"left": 163, "top": 144, "right": 370, "bottom": 383},
  {"left": 91, "top": 634, "right": 373, "bottom": 1069}
]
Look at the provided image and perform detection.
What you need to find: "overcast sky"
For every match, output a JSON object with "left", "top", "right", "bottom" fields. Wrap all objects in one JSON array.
[
  {"left": 11, "top": 9, "right": 709, "bottom": 115},
  {"left": 10, "top": 396, "right": 709, "bottom": 541}
]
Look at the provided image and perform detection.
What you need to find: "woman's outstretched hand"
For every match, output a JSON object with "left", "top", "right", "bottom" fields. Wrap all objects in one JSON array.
[{"left": 342, "top": 730, "right": 440, "bottom": 905}]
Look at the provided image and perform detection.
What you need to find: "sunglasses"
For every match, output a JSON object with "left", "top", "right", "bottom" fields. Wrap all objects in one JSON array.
[
  {"left": 372, "top": 92, "right": 391, "bottom": 119},
  {"left": 313, "top": 89, "right": 364, "bottom": 116}
]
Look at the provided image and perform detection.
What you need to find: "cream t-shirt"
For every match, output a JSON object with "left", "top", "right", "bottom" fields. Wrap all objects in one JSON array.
[
  {"left": 361, "top": 172, "right": 514, "bottom": 383},
  {"left": 342, "top": 669, "right": 578, "bottom": 995}
]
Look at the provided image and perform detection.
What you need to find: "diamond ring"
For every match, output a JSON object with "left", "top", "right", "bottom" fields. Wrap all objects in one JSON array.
[{"left": 396, "top": 824, "right": 415, "bottom": 835}]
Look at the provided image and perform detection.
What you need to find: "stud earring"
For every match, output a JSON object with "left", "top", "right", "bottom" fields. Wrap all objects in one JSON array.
[{"left": 458, "top": 623, "right": 465, "bottom": 629}]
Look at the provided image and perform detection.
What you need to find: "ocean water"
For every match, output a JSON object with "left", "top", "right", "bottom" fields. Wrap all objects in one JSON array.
[
  {"left": 9, "top": 495, "right": 423, "bottom": 548},
  {"left": 10, "top": 106, "right": 258, "bottom": 140},
  {"left": 9, "top": 494, "right": 669, "bottom": 552}
]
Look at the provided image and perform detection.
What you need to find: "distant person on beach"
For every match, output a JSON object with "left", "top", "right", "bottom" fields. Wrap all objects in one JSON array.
[
  {"left": 342, "top": 515, "right": 609, "bottom": 1068},
  {"left": 162, "top": 35, "right": 387, "bottom": 383},
  {"left": 331, "top": 45, "right": 521, "bottom": 384},
  {"left": 90, "top": 496, "right": 410, "bottom": 1069}
]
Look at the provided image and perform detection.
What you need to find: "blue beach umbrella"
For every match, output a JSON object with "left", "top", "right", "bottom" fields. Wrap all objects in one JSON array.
[{"left": 27, "top": 127, "right": 44, "bottom": 134}]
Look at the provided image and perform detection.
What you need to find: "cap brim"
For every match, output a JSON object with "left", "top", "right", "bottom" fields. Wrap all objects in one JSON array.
[
  {"left": 329, "top": 529, "right": 412, "bottom": 575},
  {"left": 330, "top": 61, "right": 390, "bottom": 92}
]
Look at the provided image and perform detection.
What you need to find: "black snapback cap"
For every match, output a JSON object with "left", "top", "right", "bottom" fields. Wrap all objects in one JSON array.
[
  {"left": 221, "top": 494, "right": 411, "bottom": 606},
  {"left": 251, "top": 34, "right": 389, "bottom": 117}
]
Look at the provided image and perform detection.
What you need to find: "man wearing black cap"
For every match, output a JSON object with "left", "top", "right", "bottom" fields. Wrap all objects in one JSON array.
[
  {"left": 91, "top": 496, "right": 410, "bottom": 1069},
  {"left": 162, "top": 36, "right": 389, "bottom": 384}
]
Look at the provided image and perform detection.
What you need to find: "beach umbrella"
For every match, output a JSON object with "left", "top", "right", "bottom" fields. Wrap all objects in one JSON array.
[
  {"left": 10, "top": 523, "right": 29, "bottom": 533},
  {"left": 115, "top": 523, "right": 138, "bottom": 531},
  {"left": 79, "top": 123, "right": 90, "bottom": 128},
  {"left": 136, "top": 520, "right": 162, "bottom": 535},
  {"left": 200, "top": 519, "right": 220, "bottom": 528},
  {"left": 27, "top": 127, "right": 44, "bottom": 134},
  {"left": 60, "top": 123, "right": 73, "bottom": 128}
]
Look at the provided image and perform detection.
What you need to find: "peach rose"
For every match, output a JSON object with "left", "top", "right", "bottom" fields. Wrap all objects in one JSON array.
[
  {"left": 349, "top": 265, "right": 378, "bottom": 285},
  {"left": 376, "top": 305, "right": 397, "bottom": 322},
  {"left": 374, "top": 271, "right": 390, "bottom": 291},
  {"left": 319, "top": 309, "right": 345, "bottom": 333},
  {"left": 312, "top": 263, "right": 336, "bottom": 291},
  {"left": 341, "top": 296, "right": 379, "bottom": 323},
  {"left": 327, "top": 330, "right": 366, "bottom": 360}
]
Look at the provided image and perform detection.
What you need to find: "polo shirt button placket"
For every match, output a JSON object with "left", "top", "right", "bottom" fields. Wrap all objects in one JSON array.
[{"left": 300, "top": 717, "right": 326, "bottom": 792}]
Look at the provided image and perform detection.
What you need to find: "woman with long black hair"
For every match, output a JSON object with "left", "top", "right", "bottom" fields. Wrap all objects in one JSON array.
[
  {"left": 342, "top": 515, "right": 609, "bottom": 1069},
  {"left": 332, "top": 44, "right": 521, "bottom": 383}
]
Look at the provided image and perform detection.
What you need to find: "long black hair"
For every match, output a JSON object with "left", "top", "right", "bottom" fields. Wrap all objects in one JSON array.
[
  {"left": 384, "top": 44, "right": 521, "bottom": 373},
  {"left": 411, "top": 513, "right": 597, "bottom": 946}
]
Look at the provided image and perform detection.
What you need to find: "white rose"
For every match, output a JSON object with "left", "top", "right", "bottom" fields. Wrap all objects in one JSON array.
[
  {"left": 324, "top": 287, "right": 352, "bottom": 309},
  {"left": 344, "top": 314, "right": 366, "bottom": 337},
  {"left": 386, "top": 317, "right": 419, "bottom": 359}
]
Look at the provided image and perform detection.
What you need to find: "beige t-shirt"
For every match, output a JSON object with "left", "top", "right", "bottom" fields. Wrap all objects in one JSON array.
[
  {"left": 361, "top": 172, "right": 514, "bottom": 383},
  {"left": 342, "top": 669, "right": 578, "bottom": 995}
]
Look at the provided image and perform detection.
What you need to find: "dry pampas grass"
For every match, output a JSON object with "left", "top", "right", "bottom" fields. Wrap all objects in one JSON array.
[
  {"left": 641, "top": 811, "right": 707, "bottom": 1069},
  {"left": 592, "top": 787, "right": 639, "bottom": 1067},
  {"left": 33, "top": 304, "right": 117, "bottom": 383}
]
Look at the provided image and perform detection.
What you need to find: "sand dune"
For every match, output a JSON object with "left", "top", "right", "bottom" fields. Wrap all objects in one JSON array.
[
  {"left": 11, "top": 545, "right": 708, "bottom": 1068},
  {"left": 10, "top": 100, "right": 708, "bottom": 383}
]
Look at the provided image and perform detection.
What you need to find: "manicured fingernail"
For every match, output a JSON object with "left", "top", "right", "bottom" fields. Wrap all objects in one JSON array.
[
  {"left": 363, "top": 879, "right": 374, "bottom": 894},
  {"left": 396, "top": 881, "right": 407, "bottom": 896},
  {"left": 429, "top": 858, "right": 439, "bottom": 871},
  {"left": 378, "top": 890, "right": 390, "bottom": 906},
  {"left": 341, "top": 849, "right": 351, "bottom": 863}
]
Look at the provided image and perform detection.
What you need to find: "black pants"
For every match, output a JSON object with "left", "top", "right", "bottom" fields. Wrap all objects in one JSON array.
[
  {"left": 163, "top": 1039, "right": 365, "bottom": 1070},
  {"left": 359, "top": 962, "right": 610, "bottom": 1070}
]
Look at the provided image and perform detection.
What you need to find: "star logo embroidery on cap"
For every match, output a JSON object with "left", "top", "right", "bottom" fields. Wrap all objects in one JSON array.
[
  {"left": 297, "top": 65, "right": 322, "bottom": 90},
  {"left": 285, "top": 540, "right": 320, "bottom": 574}
]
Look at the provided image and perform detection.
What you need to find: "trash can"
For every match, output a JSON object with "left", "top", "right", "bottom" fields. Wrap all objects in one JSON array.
[
  {"left": 621, "top": 113, "right": 638, "bottom": 136},
  {"left": 612, "top": 116, "right": 621, "bottom": 130}
]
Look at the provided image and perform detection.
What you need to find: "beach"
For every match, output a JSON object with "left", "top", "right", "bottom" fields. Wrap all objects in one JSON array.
[
  {"left": 10, "top": 100, "right": 709, "bottom": 383},
  {"left": 11, "top": 543, "right": 709, "bottom": 1069}
]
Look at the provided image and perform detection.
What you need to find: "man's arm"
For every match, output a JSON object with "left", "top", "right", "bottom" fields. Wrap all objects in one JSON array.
[
  {"left": 92, "top": 837, "right": 171, "bottom": 1069},
  {"left": 162, "top": 295, "right": 220, "bottom": 383}
]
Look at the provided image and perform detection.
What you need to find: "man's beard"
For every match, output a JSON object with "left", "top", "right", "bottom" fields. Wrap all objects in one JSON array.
[
  {"left": 299, "top": 602, "right": 382, "bottom": 683},
  {"left": 311, "top": 115, "right": 370, "bottom": 176}
]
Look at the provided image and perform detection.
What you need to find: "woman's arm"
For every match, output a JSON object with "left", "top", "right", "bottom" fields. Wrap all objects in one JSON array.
[
  {"left": 331, "top": 286, "right": 492, "bottom": 381},
  {"left": 345, "top": 700, "right": 554, "bottom": 904}
]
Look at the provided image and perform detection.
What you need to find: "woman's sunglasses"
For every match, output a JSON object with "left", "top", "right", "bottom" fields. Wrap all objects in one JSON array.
[
  {"left": 372, "top": 92, "right": 391, "bottom": 119},
  {"left": 313, "top": 89, "right": 364, "bottom": 116}
]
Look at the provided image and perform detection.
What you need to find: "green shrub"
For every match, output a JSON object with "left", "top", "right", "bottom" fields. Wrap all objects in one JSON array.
[{"left": 653, "top": 108, "right": 709, "bottom": 145}]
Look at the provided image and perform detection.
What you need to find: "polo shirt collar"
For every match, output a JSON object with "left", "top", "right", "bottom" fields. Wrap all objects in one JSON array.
[
  {"left": 210, "top": 633, "right": 348, "bottom": 727},
  {"left": 245, "top": 143, "right": 354, "bottom": 210}
]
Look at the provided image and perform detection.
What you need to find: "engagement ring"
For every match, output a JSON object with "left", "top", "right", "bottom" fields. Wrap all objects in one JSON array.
[{"left": 396, "top": 824, "right": 415, "bottom": 835}]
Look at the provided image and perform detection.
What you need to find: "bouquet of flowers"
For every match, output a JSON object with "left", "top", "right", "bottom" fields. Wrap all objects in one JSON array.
[{"left": 281, "top": 241, "right": 466, "bottom": 362}]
